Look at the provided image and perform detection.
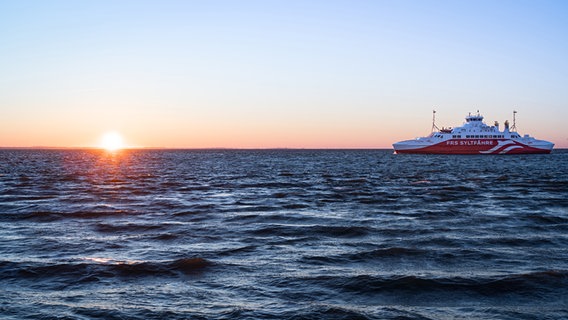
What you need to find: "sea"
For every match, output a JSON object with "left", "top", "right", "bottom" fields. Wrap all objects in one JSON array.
[{"left": 0, "top": 149, "right": 567, "bottom": 320}]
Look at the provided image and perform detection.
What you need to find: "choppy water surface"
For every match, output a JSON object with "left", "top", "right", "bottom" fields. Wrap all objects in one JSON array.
[{"left": 0, "top": 149, "right": 567, "bottom": 319}]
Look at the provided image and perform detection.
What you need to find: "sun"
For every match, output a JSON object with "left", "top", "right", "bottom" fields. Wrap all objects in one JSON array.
[{"left": 100, "top": 131, "right": 125, "bottom": 151}]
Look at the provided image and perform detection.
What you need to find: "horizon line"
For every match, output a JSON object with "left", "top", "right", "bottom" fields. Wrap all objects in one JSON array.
[{"left": 0, "top": 146, "right": 395, "bottom": 150}]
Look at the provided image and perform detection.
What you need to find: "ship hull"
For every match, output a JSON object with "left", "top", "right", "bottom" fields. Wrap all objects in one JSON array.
[{"left": 393, "top": 139, "right": 553, "bottom": 155}]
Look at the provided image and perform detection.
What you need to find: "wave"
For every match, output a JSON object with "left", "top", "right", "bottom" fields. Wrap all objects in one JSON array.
[
  {"left": 0, "top": 210, "right": 137, "bottom": 222},
  {"left": 306, "top": 270, "right": 568, "bottom": 297},
  {"left": 94, "top": 222, "right": 167, "bottom": 233},
  {"left": 69, "top": 305, "right": 377, "bottom": 320},
  {"left": 0, "top": 257, "right": 212, "bottom": 284},
  {"left": 282, "top": 306, "right": 374, "bottom": 320},
  {"left": 303, "top": 246, "right": 519, "bottom": 269},
  {"left": 250, "top": 224, "right": 373, "bottom": 238},
  {"left": 217, "top": 245, "right": 258, "bottom": 256}
]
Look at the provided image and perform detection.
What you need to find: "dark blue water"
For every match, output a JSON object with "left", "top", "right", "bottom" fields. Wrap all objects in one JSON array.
[{"left": 1, "top": 149, "right": 567, "bottom": 319}]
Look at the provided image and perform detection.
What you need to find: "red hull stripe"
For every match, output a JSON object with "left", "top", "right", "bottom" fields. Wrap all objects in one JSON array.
[{"left": 395, "top": 139, "right": 551, "bottom": 154}]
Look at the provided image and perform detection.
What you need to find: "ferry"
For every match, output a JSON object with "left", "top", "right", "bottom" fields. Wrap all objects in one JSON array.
[{"left": 393, "top": 111, "right": 554, "bottom": 154}]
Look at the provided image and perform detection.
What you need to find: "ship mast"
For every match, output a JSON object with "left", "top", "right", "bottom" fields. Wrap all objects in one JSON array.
[
  {"left": 511, "top": 110, "right": 517, "bottom": 132},
  {"left": 431, "top": 109, "right": 440, "bottom": 132}
]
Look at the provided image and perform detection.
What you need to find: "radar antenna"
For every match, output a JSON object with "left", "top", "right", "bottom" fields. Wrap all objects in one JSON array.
[
  {"left": 431, "top": 109, "right": 440, "bottom": 132},
  {"left": 511, "top": 110, "right": 518, "bottom": 132}
]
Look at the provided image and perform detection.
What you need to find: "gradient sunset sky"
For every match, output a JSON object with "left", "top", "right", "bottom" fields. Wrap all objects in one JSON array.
[{"left": 1, "top": 0, "right": 567, "bottom": 148}]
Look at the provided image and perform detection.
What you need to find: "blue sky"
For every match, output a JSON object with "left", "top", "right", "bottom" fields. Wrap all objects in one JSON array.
[{"left": 1, "top": 0, "right": 567, "bottom": 147}]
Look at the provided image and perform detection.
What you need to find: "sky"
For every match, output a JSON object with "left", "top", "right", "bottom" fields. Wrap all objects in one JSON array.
[{"left": 1, "top": 0, "right": 567, "bottom": 148}]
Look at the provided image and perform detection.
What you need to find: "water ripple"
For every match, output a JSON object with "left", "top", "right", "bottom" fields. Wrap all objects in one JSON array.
[{"left": 0, "top": 149, "right": 567, "bottom": 319}]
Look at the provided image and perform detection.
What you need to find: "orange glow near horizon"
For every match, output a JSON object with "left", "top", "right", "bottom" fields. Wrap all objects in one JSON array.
[{"left": 0, "top": 108, "right": 565, "bottom": 149}]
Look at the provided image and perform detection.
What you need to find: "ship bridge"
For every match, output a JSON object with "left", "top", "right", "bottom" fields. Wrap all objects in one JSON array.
[{"left": 465, "top": 112, "right": 484, "bottom": 123}]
